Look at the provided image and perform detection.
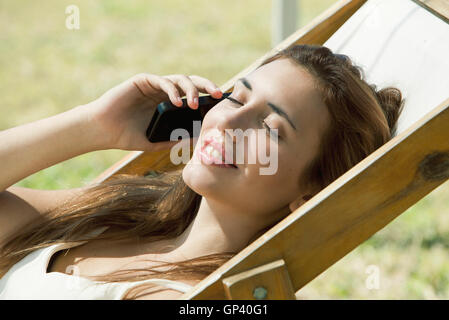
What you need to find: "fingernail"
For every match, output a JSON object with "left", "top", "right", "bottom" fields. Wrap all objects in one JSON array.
[
  {"left": 211, "top": 88, "right": 222, "bottom": 98},
  {"left": 193, "top": 97, "right": 198, "bottom": 107}
]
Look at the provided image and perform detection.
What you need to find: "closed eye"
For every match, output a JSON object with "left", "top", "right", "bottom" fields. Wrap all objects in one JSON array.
[
  {"left": 262, "top": 121, "right": 280, "bottom": 140},
  {"left": 226, "top": 96, "right": 281, "bottom": 140},
  {"left": 225, "top": 96, "right": 243, "bottom": 106}
]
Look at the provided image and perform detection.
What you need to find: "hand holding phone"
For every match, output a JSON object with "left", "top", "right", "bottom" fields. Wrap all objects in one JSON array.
[
  {"left": 81, "top": 73, "right": 225, "bottom": 152},
  {"left": 146, "top": 92, "right": 231, "bottom": 142}
]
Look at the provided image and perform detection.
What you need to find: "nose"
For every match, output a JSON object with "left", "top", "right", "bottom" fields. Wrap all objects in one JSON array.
[
  {"left": 209, "top": 96, "right": 269, "bottom": 167},
  {"left": 216, "top": 102, "right": 256, "bottom": 137},
  {"left": 214, "top": 102, "right": 260, "bottom": 167}
]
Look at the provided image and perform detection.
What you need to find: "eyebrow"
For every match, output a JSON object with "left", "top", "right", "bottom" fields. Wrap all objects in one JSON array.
[{"left": 237, "top": 77, "right": 297, "bottom": 131}]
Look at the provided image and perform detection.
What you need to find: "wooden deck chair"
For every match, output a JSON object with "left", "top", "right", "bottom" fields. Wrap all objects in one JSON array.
[{"left": 91, "top": 0, "right": 449, "bottom": 299}]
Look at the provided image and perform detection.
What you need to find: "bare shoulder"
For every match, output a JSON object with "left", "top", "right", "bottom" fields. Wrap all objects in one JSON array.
[{"left": 0, "top": 186, "right": 87, "bottom": 248}]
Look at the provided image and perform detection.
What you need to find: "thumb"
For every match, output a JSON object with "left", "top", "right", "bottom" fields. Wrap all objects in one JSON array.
[{"left": 144, "top": 139, "right": 180, "bottom": 153}]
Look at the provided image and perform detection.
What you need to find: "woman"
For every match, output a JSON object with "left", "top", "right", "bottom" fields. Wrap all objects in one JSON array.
[{"left": 0, "top": 45, "right": 404, "bottom": 299}]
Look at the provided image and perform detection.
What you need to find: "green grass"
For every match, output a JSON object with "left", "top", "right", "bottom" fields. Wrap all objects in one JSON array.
[
  {"left": 2, "top": 0, "right": 449, "bottom": 299},
  {"left": 296, "top": 182, "right": 449, "bottom": 299}
]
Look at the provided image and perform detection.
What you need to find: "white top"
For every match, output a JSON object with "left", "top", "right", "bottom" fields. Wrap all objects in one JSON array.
[{"left": 0, "top": 227, "right": 194, "bottom": 300}]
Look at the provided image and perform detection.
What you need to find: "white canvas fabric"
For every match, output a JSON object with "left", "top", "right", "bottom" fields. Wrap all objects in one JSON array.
[{"left": 324, "top": 0, "right": 449, "bottom": 136}]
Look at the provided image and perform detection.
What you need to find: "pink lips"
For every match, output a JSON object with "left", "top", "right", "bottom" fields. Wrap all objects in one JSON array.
[{"left": 199, "top": 136, "right": 237, "bottom": 169}]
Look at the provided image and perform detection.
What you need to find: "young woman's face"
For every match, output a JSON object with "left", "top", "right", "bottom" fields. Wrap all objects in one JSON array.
[{"left": 183, "top": 58, "right": 331, "bottom": 217}]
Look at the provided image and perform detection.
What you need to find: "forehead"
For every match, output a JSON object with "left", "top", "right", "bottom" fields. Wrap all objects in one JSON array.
[
  {"left": 249, "top": 57, "right": 317, "bottom": 95},
  {"left": 246, "top": 58, "right": 330, "bottom": 139}
]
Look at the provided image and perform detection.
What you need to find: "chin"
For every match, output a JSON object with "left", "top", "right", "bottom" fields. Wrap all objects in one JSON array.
[
  {"left": 182, "top": 162, "right": 210, "bottom": 196},
  {"left": 182, "top": 162, "right": 232, "bottom": 199}
]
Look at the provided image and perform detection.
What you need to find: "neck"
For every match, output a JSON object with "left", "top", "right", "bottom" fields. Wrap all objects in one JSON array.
[{"left": 162, "top": 196, "right": 269, "bottom": 261}]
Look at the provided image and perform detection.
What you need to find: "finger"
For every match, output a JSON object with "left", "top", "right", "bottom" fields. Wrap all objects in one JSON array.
[
  {"left": 137, "top": 74, "right": 183, "bottom": 107},
  {"left": 189, "top": 75, "right": 223, "bottom": 99},
  {"left": 148, "top": 139, "right": 180, "bottom": 153},
  {"left": 151, "top": 75, "right": 184, "bottom": 107},
  {"left": 164, "top": 75, "right": 200, "bottom": 109}
]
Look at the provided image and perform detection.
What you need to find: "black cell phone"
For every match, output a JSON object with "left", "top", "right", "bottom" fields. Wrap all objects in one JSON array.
[{"left": 146, "top": 92, "right": 232, "bottom": 142}]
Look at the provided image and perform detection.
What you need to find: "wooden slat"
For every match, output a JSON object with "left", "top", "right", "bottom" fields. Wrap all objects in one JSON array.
[
  {"left": 181, "top": 97, "right": 449, "bottom": 299},
  {"left": 222, "top": 259, "right": 296, "bottom": 300},
  {"left": 414, "top": 0, "right": 449, "bottom": 23},
  {"left": 92, "top": 0, "right": 367, "bottom": 184},
  {"left": 91, "top": 146, "right": 194, "bottom": 184}
]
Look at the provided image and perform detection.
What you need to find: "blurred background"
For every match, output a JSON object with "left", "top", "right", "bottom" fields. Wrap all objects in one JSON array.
[{"left": 1, "top": 0, "right": 449, "bottom": 299}]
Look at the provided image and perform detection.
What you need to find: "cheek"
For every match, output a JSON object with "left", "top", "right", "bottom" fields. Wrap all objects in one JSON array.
[
  {"left": 242, "top": 164, "right": 299, "bottom": 213},
  {"left": 245, "top": 147, "right": 299, "bottom": 192},
  {"left": 201, "top": 104, "right": 224, "bottom": 127},
  {"left": 245, "top": 133, "right": 278, "bottom": 165}
]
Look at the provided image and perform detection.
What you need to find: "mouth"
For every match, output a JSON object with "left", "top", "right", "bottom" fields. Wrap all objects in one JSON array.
[{"left": 199, "top": 135, "right": 238, "bottom": 169}]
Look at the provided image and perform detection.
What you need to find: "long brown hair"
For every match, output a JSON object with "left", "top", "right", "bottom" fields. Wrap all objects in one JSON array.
[
  {"left": 259, "top": 45, "right": 404, "bottom": 192},
  {"left": 0, "top": 44, "right": 404, "bottom": 299}
]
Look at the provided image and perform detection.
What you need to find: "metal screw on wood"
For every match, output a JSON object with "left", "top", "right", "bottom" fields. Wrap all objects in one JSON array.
[{"left": 253, "top": 286, "right": 268, "bottom": 299}]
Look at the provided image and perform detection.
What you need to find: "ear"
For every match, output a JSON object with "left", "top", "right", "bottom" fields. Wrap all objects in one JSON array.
[{"left": 289, "top": 193, "right": 314, "bottom": 213}]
